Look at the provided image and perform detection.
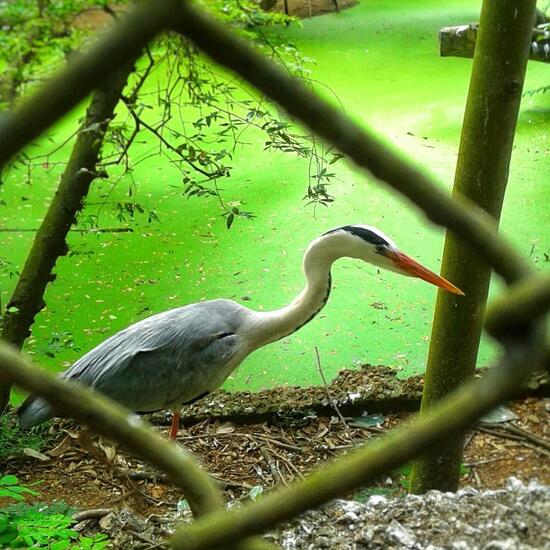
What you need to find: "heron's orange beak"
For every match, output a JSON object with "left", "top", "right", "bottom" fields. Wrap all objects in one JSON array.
[{"left": 386, "top": 250, "right": 465, "bottom": 296}]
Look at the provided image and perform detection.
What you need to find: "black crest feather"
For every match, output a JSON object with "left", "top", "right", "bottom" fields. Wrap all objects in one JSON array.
[{"left": 324, "top": 225, "right": 389, "bottom": 247}]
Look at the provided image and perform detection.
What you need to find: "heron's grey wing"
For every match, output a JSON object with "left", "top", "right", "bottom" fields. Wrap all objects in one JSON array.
[
  {"left": 19, "top": 300, "right": 250, "bottom": 427},
  {"left": 94, "top": 331, "right": 243, "bottom": 412},
  {"left": 62, "top": 301, "right": 249, "bottom": 412},
  {"left": 18, "top": 329, "right": 240, "bottom": 427}
]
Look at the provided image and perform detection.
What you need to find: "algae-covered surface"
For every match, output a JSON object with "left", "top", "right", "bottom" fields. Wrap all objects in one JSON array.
[{"left": 1, "top": 0, "right": 548, "bottom": 396}]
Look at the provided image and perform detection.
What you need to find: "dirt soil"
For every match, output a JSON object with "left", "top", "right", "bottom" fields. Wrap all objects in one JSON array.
[
  {"left": 2, "top": 365, "right": 549, "bottom": 548},
  {"left": 5, "top": 396, "right": 549, "bottom": 512}
]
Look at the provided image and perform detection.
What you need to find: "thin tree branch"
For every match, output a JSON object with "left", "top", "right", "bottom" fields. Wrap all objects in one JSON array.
[
  {"left": 121, "top": 99, "right": 226, "bottom": 180},
  {"left": 0, "top": 0, "right": 179, "bottom": 169},
  {"left": 170, "top": 327, "right": 546, "bottom": 549},
  {"left": 168, "top": 1, "right": 529, "bottom": 285}
]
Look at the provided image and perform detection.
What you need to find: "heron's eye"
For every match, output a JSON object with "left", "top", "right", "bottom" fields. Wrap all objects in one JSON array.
[{"left": 375, "top": 245, "right": 387, "bottom": 255}]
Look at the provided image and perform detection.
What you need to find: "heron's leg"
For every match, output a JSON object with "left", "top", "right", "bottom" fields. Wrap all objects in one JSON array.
[
  {"left": 168, "top": 392, "right": 209, "bottom": 440},
  {"left": 169, "top": 409, "right": 181, "bottom": 440}
]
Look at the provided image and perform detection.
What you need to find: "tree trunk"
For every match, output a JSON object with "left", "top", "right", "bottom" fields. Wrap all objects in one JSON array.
[
  {"left": 409, "top": 0, "right": 537, "bottom": 493},
  {"left": 0, "top": 59, "right": 136, "bottom": 413}
]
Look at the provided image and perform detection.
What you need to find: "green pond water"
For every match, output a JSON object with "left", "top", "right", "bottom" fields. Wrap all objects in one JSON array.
[{"left": 1, "top": 0, "right": 548, "bottom": 399}]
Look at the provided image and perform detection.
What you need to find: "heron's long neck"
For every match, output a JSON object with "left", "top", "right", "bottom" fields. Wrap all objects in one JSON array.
[{"left": 252, "top": 236, "right": 340, "bottom": 348}]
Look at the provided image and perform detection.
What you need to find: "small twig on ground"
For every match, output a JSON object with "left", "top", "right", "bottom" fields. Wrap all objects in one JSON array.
[
  {"left": 210, "top": 475, "right": 253, "bottom": 491},
  {"left": 178, "top": 431, "right": 302, "bottom": 452},
  {"left": 471, "top": 467, "right": 482, "bottom": 488},
  {"left": 117, "top": 468, "right": 168, "bottom": 483},
  {"left": 72, "top": 508, "right": 113, "bottom": 522},
  {"left": 476, "top": 425, "right": 524, "bottom": 442},
  {"left": 261, "top": 447, "right": 286, "bottom": 486},
  {"left": 128, "top": 530, "right": 164, "bottom": 549},
  {"left": 118, "top": 468, "right": 251, "bottom": 491},
  {"left": 511, "top": 440, "right": 550, "bottom": 457},
  {"left": 314, "top": 346, "right": 348, "bottom": 430},
  {"left": 463, "top": 431, "right": 475, "bottom": 450},
  {"left": 266, "top": 447, "right": 305, "bottom": 480},
  {"left": 275, "top": 460, "right": 288, "bottom": 486},
  {"left": 108, "top": 489, "right": 136, "bottom": 506},
  {"left": 245, "top": 433, "right": 302, "bottom": 453},
  {"left": 478, "top": 421, "right": 550, "bottom": 451},
  {"left": 508, "top": 422, "right": 550, "bottom": 451},
  {"left": 349, "top": 424, "right": 386, "bottom": 434},
  {"left": 123, "top": 472, "right": 168, "bottom": 506},
  {"left": 463, "top": 456, "right": 507, "bottom": 467}
]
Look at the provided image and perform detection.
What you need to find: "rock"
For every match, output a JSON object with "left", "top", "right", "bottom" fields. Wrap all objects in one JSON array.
[
  {"left": 271, "top": 478, "right": 550, "bottom": 549},
  {"left": 386, "top": 519, "right": 416, "bottom": 547}
]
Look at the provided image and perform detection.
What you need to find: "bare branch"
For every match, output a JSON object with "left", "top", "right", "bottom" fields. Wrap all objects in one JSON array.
[{"left": 0, "top": 0, "right": 179, "bottom": 169}]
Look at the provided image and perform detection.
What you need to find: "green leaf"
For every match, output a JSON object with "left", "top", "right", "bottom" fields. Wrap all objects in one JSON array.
[
  {"left": 0, "top": 528, "right": 18, "bottom": 546},
  {"left": 226, "top": 213, "right": 234, "bottom": 229},
  {"left": 0, "top": 475, "right": 19, "bottom": 486},
  {"left": 50, "top": 540, "right": 71, "bottom": 550},
  {"left": 0, "top": 476, "right": 39, "bottom": 501}
]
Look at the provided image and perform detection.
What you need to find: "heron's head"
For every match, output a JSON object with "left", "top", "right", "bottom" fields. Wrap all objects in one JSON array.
[{"left": 323, "top": 224, "right": 464, "bottom": 295}]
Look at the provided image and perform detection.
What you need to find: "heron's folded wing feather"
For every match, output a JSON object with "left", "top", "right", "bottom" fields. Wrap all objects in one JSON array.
[{"left": 60, "top": 303, "right": 246, "bottom": 412}]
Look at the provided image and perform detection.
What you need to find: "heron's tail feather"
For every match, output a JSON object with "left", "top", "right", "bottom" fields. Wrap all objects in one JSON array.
[{"left": 18, "top": 395, "right": 54, "bottom": 429}]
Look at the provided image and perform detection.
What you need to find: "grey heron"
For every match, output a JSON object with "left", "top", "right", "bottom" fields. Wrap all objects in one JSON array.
[{"left": 18, "top": 224, "right": 463, "bottom": 439}]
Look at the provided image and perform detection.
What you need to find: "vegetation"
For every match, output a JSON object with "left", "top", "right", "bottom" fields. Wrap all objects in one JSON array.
[
  {"left": 0, "top": 0, "right": 336, "bottom": 221},
  {"left": 0, "top": 0, "right": 341, "bottom": 410},
  {"left": 0, "top": 415, "right": 52, "bottom": 461},
  {"left": 0, "top": 475, "right": 109, "bottom": 549}
]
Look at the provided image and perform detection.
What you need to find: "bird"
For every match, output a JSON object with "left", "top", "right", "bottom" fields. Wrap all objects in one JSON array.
[{"left": 18, "top": 224, "right": 463, "bottom": 439}]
